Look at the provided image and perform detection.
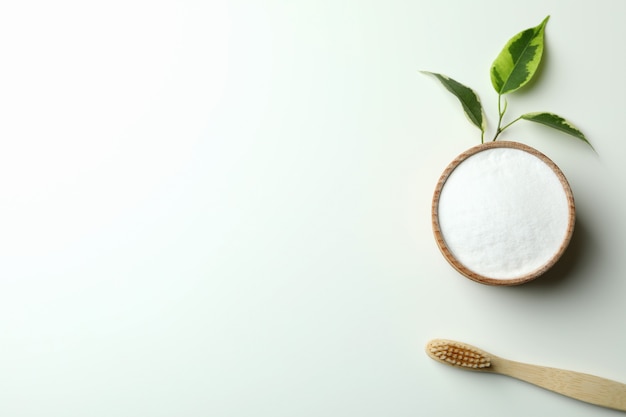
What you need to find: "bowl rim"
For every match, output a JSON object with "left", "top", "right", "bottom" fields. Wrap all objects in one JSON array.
[{"left": 431, "top": 141, "right": 576, "bottom": 286}]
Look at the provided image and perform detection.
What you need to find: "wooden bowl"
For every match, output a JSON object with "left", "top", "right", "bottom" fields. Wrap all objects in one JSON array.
[{"left": 432, "top": 141, "right": 575, "bottom": 285}]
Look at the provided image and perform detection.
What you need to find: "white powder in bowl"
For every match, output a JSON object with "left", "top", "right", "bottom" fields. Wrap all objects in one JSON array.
[{"left": 436, "top": 145, "right": 572, "bottom": 281}]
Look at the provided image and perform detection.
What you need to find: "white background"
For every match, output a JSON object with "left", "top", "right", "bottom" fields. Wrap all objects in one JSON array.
[{"left": 1, "top": 1, "right": 625, "bottom": 416}]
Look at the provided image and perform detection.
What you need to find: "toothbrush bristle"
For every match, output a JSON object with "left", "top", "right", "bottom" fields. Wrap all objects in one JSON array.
[{"left": 426, "top": 339, "right": 491, "bottom": 369}]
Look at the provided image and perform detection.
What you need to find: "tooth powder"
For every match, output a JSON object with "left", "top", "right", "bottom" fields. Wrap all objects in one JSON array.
[{"left": 433, "top": 142, "right": 574, "bottom": 284}]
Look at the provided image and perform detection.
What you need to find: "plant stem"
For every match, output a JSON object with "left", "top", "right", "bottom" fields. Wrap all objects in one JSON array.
[
  {"left": 499, "top": 116, "right": 522, "bottom": 133},
  {"left": 492, "top": 94, "right": 506, "bottom": 141},
  {"left": 491, "top": 94, "right": 522, "bottom": 141}
]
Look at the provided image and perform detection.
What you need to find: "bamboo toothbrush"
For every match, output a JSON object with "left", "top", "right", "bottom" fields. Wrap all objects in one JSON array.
[{"left": 426, "top": 338, "right": 626, "bottom": 412}]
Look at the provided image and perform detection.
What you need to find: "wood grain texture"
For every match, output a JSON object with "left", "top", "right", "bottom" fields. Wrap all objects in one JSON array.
[
  {"left": 492, "top": 356, "right": 626, "bottom": 411},
  {"left": 431, "top": 141, "right": 576, "bottom": 286}
]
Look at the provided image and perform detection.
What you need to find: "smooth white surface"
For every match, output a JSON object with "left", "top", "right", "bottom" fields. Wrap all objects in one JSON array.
[
  {"left": 438, "top": 147, "right": 570, "bottom": 279},
  {"left": 1, "top": 1, "right": 625, "bottom": 416}
]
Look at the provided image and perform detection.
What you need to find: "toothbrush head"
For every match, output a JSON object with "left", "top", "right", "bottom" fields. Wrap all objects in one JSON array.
[{"left": 426, "top": 339, "right": 492, "bottom": 369}]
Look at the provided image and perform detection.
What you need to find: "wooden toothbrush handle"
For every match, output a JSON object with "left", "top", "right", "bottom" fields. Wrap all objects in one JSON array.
[{"left": 496, "top": 358, "right": 626, "bottom": 411}]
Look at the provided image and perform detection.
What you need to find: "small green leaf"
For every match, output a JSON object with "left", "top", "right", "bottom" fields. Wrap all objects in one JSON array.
[
  {"left": 521, "top": 112, "right": 593, "bottom": 149},
  {"left": 422, "top": 71, "right": 486, "bottom": 135},
  {"left": 491, "top": 16, "right": 549, "bottom": 95}
]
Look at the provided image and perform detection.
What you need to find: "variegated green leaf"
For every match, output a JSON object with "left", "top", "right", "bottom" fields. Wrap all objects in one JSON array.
[
  {"left": 491, "top": 16, "right": 549, "bottom": 95},
  {"left": 422, "top": 71, "right": 486, "bottom": 134},
  {"left": 521, "top": 112, "right": 593, "bottom": 149}
]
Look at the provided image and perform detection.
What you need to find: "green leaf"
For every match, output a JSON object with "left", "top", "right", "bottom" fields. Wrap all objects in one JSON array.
[
  {"left": 422, "top": 71, "right": 486, "bottom": 135},
  {"left": 521, "top": 112, "right": 593, "bottom": 149},
  {"left": 491, "top": 16, "right": 549, "bottom": 95}
]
